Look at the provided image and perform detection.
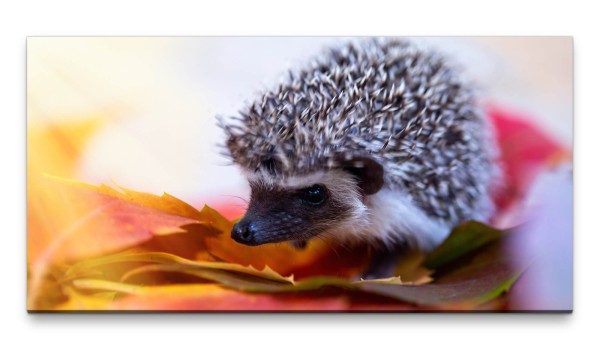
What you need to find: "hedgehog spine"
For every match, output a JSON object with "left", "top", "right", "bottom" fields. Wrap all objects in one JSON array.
[{"left": 221, "top": 38, "right": 500, "bottom": 253}]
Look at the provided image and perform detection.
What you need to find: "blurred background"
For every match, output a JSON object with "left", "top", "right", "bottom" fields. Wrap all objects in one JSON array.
[{"left": 27, "top": 37, "right": 573, "bottom": 207}]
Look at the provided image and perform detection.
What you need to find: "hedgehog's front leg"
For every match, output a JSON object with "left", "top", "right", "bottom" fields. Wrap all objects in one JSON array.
[{"left": 359, "top": 245, "right": 407, "bottom": 280}]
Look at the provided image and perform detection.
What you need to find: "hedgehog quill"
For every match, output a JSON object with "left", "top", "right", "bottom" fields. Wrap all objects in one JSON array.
[{"left": 219, "top": 39, "right": 500, "bottom": 279}]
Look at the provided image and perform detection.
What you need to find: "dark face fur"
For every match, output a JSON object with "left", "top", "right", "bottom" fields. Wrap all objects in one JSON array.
[
  {"left": 231, "top": 181, "right": 353, "bottom": 245},
  {"left": 231, "top": 158, "right": 384, "bottom": 246}
]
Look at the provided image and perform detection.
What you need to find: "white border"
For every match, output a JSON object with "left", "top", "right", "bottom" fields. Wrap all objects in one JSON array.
[{"left": 3, "top": 0, "right": 595, "bottom": 346}]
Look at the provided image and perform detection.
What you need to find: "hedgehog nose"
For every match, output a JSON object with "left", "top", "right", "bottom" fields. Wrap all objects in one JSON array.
[{"left": 231, "top": 220, "right": 256, "bottom": 245}]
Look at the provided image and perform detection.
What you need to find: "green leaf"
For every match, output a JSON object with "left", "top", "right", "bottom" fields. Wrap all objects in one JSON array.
[{"left": 423, "top": 221, "right": 504, "bottom": 269}]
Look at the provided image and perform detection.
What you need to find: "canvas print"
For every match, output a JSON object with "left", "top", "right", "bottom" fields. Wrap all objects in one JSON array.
[{"left": 27, "top": 37, "right": 573, "bottom": 312}]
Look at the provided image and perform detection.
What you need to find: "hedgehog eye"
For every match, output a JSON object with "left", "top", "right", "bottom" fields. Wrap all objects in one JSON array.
[{"left": 300, "top": 184, "right": 328, "bottom": 206}]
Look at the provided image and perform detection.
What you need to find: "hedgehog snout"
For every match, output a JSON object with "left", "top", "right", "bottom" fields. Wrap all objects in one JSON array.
[
  {"left": 231, "top": 219, "right": 258, "bottom": 245},
  {"left": 231, "top": 211, "right": 304, "bottom": 246}
]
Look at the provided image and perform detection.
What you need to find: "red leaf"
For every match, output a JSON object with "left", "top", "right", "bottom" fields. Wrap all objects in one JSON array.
[{"left": 487, "top": 104, "right": 571, "bottom": 216}]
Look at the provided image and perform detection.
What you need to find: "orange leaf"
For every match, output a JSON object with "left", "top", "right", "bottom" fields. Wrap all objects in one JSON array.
[
  {"left": 29, "top": 175, "right": 200, "bottom": 264},
  {"left": 66, "top": 281, "right": 348, "bottom": 311},
  {"left": 27, "top": 175, "right": 203, "bottom": 309},
  {"left": 203, "top": 230, "right": 369, "bottom": 280}
]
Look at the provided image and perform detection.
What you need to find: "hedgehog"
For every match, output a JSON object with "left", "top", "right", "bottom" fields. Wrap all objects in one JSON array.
[{"left": 219, "top": 38, "right": 499, "bottom": 279}]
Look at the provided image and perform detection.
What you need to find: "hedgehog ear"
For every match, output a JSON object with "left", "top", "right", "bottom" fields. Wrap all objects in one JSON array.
[{"left": 342, "top": 157, "right": 384, "bottom": 195}]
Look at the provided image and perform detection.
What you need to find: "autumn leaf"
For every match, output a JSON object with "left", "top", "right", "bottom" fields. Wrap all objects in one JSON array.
[
  {"left": 51, "top": 217, "right": 518, "bottom": 311},
  {"left": 487, "top": 104, "right": 571, "bottom": 219},
  {"left": 392, "top": 250, "right": 433, "bottom": 285},
  {"left": 67, "top": 252, "right": 295, "bottom": 284},
  {"left": 202, "top": 229, "right": 369, "bottom": 279},
  {"left": 28, "top": 176, "right": 207, "bottom": 269},
  {"left": 27, "top": 175, "right": 206, "bottom": 309},
  {"left": 423, "top": 221, "right": 504, "bottom": 270},
  {"left": 66, "top": 282, "right": 349, "bottom": 311},
  {"left": 28, "top": 174, "right": 530, "bottom": 311},
  {"left": 27, "top": 117, "right": 107, "bottom": 278},
  {"left": 355, "top": 222, "right": 523, "bottom": 308}
]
